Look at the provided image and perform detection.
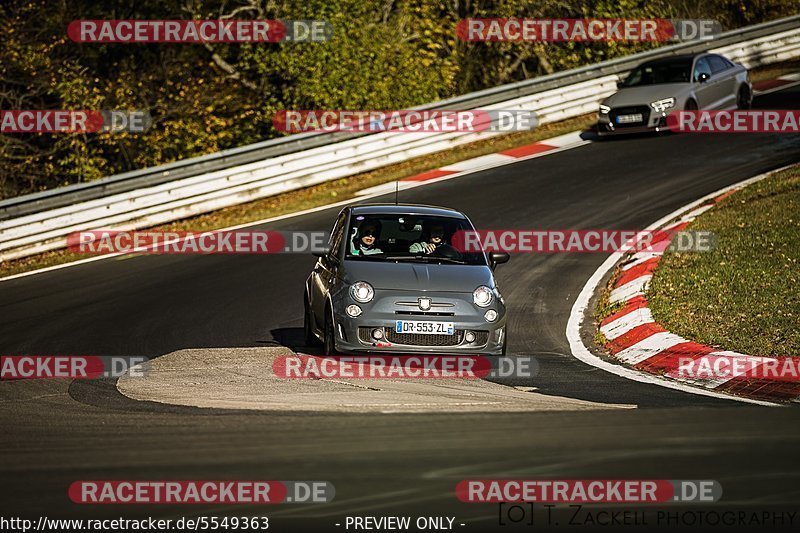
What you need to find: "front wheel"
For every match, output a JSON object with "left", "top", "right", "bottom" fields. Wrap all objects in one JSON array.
[
  {"left": 323, "top": 309, "right": 338, "bottom": 356},
  {"left": 303, "top": 295, "right": 319, "bottom": 347}
]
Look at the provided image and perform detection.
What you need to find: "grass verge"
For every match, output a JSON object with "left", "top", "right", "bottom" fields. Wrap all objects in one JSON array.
[
  {"left": 0, "top": 114, "right": 594, "bottom": 278},
  {"left": 647, "top": 165, "right": 800, "bottom": 357}
]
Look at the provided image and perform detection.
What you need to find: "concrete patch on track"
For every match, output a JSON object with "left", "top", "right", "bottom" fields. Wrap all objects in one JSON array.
[{"left": 117, "top": 347, "right": 635, "bottom": 413}]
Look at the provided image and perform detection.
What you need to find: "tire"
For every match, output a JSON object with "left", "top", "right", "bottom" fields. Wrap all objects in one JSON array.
[
  {"left": 303, "top": 294, "right": 319, "bottom": 347},
  {"left": 737, "top": 86, "right": 751, "bottom": 110},
  {"left": 685, "top": 99, "right": 698, "bottom": 111},
  {"left": 323, "top": 307, "right": 338, "bottom": 356},
  {"left": 501, "top": 330, "right": 508, "bottom": 356}
]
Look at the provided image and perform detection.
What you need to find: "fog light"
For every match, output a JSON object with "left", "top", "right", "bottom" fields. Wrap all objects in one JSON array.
[
  {"left": 372, "top": 328, "right": 384, "bottom": 340},
  {"left": 465, "top": 331, "right": 476, "bottom": 343},
  {"left": 346, "top": 305, "right": 362, "bottom": 317},
  {"left": 484, "top": 309, "right": 498, "bottom": 322}
]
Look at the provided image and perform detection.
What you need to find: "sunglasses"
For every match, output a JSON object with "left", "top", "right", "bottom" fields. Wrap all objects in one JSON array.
[{"left": 361, "top": 230, "right": 378, "bottom": 237}]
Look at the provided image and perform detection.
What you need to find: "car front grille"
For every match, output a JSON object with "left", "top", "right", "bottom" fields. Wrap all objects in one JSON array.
[
  {"left": 358, "top": 327, "right": 489, "bottom": 347},
  {"left": 609, "top": 106, "right": 650, "bottom": 128},
  {"left": 386, "top": 330, "right": 464, "bottom": 346}
]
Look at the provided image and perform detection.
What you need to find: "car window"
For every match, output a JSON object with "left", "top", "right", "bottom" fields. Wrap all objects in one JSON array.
[
  {"left": 344, "top": 214, "right": 488, "bottom": 265},
  {"left": 694, "top": 57, "right": 712, "bottom": 80},
  {"left": 708, "top": 55, "right": 732, "bottom": 74},
  {"left": 622, "top": 58, "right": 692, "bottom": 86},
  {"left": 328, "top": 211, "right": 347, "bottom": 259}
]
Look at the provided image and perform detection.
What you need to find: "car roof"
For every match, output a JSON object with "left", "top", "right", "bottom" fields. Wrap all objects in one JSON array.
[{"left": 350, "top": 203, "right": 467, "bottom": 219}]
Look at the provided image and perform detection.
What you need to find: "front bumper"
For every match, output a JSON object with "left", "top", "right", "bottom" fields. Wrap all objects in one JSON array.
[
  {"left": 331, "top": 289, "right": 507, "bottom": 355},
  {"left": 597, "top": 106, "right": 672, "bottom": 136}
]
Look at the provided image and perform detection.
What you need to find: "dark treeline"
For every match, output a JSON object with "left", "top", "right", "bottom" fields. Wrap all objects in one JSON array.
[{"left": 0, "top": 0, "right": 795, "bottom": 198}]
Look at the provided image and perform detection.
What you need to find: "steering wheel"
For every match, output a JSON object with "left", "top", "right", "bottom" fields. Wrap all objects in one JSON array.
[{"left": 430, "top": 243, "right": 462, "bottom": 259}]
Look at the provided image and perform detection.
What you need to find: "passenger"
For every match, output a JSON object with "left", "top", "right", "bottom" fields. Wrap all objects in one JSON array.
[
  {"left": 351, "top": 220, "right": 383, "bottom": 255},
  {"left": 409, "top": 222, "right": 447, "bottom": 254}
]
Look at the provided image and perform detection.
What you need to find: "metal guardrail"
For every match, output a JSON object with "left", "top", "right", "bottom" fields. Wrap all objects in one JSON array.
[{"left": 1, "top": 15, "right": 798, "bottom": 261}]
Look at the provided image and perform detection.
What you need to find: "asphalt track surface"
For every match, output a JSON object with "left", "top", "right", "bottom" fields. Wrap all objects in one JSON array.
[{"left": 1, "top": 87, "right": 800, "bottom": 531}]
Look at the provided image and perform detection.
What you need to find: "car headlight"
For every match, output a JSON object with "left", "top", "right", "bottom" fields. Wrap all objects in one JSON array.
[
  {"left": 350, "top": 281, "right": 374, "bottom": 303},
  {"left": 650, "top": 98, "right": 675, "bottom": 113},
  {"left": 599, "top": 104, "right": 611, "bottom": 115},
  {"left": 473, "top": 286, "right": 493, "bottom": 307}
]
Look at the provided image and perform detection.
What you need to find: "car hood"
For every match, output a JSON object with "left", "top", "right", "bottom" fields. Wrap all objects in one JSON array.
[
  {"left": 342, "top": 260, "right": 493, "bottom": 292},
  {"left": 603, "top": 83, "right": 690, "bottom": 107}
]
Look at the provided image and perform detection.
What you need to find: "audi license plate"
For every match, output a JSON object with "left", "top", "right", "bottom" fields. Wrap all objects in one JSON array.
[
  {"left": 395, "top": 320, "right": 454, "bottom": 335},
  {"left": 616, "top": 113, "right": 643, "bottom": 124}
]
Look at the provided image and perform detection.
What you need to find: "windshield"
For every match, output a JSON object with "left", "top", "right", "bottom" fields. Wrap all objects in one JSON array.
[
  {"left": 622, "top": 58, "right": 692, "bottom": 87},
  {"left": 345, "top": 214, "right": 487, "bottom": 265}
]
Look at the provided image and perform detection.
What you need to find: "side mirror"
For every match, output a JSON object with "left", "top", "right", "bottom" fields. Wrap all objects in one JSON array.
[
  {"left": 312, "top": 245, "right": 332, "bottom": 258},
  {"left": 697, "top": 72, "right": 710, "bottom": 83},
  {"left": 489, "top": 252, "right": 510, "bottom": 269},
  {"left": 616, "top": 80, "right": 624, "bottom": 89}
]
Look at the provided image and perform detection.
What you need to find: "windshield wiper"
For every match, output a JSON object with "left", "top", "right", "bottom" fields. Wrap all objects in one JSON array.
[
  {"left": 383, "top": 255, "right": 467, "bottom": 265},
  {"left": 346, "top": 254, "right": 388, "bottom": 261},
  {"left": 430, "top": 257, "right": 468, "bottom": 264}
]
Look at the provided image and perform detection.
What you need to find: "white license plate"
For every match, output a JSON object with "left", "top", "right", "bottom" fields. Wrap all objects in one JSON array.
[
  {"left": 616, "top": 113, "right": 643, "bottom": 124},
  {"left": 395, "top": 320, "right": 454, "bottom": 335}
]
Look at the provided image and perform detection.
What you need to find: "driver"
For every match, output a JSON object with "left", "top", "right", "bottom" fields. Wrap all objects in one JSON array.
[
  {"left": 351, "top": 219, "right": 383, "bottom": 255},
  {"left": 409, "top": 222, "right": 447, "bottom": 254}
]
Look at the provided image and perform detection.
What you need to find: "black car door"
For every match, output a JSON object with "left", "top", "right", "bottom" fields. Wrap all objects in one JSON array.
[{"left": 311, "top": 210, "right": 347, "bottom": 323}]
